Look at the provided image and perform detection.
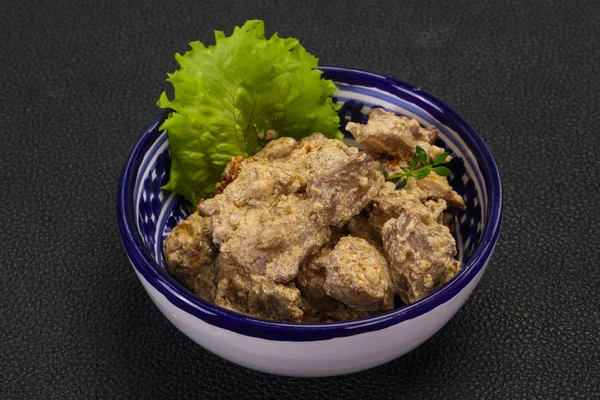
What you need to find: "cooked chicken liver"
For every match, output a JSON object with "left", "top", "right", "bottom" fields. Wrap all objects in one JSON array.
[
  {"left": 346, "top": 212, "right": 383, "bottom": 249},
  {"left": 163, "top": 212, "right": 218, "bottom": 301},
  {"left": 368, "top": 181, "right": 447, "bottom": 233},
  {"left": 324, "top": 237, "right": 394, "bottom": 311},
  {"left": 296, "top": 233, "right": 343, "bottom": 317},
  {"left": 164, "top": 110, "right": 464, "bottom": 322},
  {"left": 307, "top": 151, "right": 383, "bottom": 227},
  {"left": 382, "top": 213, "right": 460, "bottom": 304},
  {"left": 346, "top": 108, "right": 446, "bottom": 161},
  {"left": 201, "top": 194, "right": 331, "bottom": 284},
  {"left": 213, "top": 254, "right": 305, "bottom": 322}
]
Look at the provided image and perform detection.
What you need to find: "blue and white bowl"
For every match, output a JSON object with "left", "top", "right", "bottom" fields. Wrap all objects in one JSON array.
[{"left": 117, "top": 67, "right": 503, "bottom": 377}]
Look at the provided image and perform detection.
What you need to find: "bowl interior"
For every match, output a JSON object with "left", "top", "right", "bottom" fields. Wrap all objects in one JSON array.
[{"left": 129, "top": 67, "right": 497, "bottom": 328}]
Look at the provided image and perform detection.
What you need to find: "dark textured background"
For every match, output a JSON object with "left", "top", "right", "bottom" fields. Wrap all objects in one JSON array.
[{"left": 1, "top": 0, "right": 599, "bottom": 398}]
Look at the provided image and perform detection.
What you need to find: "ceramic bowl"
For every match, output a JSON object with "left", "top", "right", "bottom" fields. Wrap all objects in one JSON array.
[{"left": 117, "top": 66, "right": 503, "bottom": 377}]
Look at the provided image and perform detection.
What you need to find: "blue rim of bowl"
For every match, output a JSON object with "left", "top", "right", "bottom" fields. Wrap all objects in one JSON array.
[{"left": 117, "top": 66, "right": 503, "bottom": 342}]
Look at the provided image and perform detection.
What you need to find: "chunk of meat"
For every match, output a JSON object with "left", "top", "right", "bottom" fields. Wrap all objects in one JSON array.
[
  {"left": 198, "top": 194, "right": 234, "bottom": 245},
  {"left": 346, "top": 212, "right": 383, "bottom": 249},
  {"left": 346, "top": 108, "right": 446, "bottom": 161},
  {"left": 200, "top": 194, "right": 331, "bottom": 283},
  {"left": 254, "top": 136, "right": 299, "bottom": 160},
  {"left": 307, "top": 152, "right": 384, "bottom": 227},
  {"left": 444, "top": 259, "right": 462, "bottom": 284},
  {"left": 214, "top": 254, "right": 304, "bottom": 322},
  {"left": 163, "top": 213, "right": 218, "bottom": 301},
  {"left": 382, "top": 213, "right": 461, "bottom": 304},
  {"left": 267, "top": 133, "right": 384, "bottom": 227},
  {"left": 324, "top": 237, "right": 394, "bottom": 311},
  {"left": 423, "top": 198, "right": 449, "bottom": 225},
  {"left": 368, "top": 181, "right": 447, "bottom": 233},
  {"left": 221, "top": 160, "right": 305, "bottom": 207},
  {"left": 283, "top": 133, "right": 359, "bottom": 176},
  {"left": 298, "top": 131, "right": 332, "bottom": 146},
  {"left": 295, "top": 233, "right": 343, "bottom": 317},
  {"left": 415, "top": 172, "right": 466, "bottom": 209},
  {"left": 213, "top": 136, "right": 307, "bottom": 198}
]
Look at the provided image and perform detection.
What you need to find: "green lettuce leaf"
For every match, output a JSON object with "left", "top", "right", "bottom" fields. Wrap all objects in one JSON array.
[{"left": 158, "top": 20, "right": 341, "bottom": 206}]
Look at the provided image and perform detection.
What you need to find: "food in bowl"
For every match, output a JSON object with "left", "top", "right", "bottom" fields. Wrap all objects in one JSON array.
[
  {"left": 157, "top": 20, "right": 467, "bottom": 322},
  {"left": 164, "top": 108, "right": 465, "bottom": 322},
  {"left": 117, "top": 63, "right": 502, "bottom": 376}
]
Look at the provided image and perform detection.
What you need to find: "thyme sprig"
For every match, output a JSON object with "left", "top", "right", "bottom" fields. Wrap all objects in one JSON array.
[{"left": 383, "top": 146, "right": 451, "bottom": 190}]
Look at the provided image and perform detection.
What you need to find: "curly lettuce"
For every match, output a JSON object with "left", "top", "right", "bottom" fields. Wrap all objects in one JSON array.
[{"left": 158, "top": 20, "right": 341, "bottom": 205}]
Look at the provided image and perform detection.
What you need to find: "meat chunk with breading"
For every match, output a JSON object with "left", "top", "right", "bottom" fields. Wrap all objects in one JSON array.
[
  {"left": 324, "top": 237, "right": 394, "bottom": 311},
  {"left": 214, "top": 254, "right": 305, "bottom": 322},
  {"left": 297, "top": 234, "right": 391, "bottom": 322},
  {"left": 307, "top": 151, "right": 383, "bottom": 227},
  {"left": 382, "top": 213, "right": 461, "bottom": 304},
  {"left": 285, "top": 133, "right": 359, "bottom": 176},
  {"left": 295, "top": 233, "right": 343, "bottom": 317},
  {"left": 220, "top": 160, "right": 305, "bottom": 207},
  {"left": 201, "top": 194, "right": 331, "bottom": 283},
  {"left": 346, "top": 108, "right": 446, "bottom": 161},
  {"left": 368, "top": 181, "right": 448, "bottom": 233},
  {"left": 346, "top": 212, "right": 383, "bottom": 249},
  {"left": 162, "top": 213, "right": 218, "bottom": 301},
  {"left": 415, "top": 172, "right": 466, "bottom": 209},
  {"left": 254, "top": 136, "right": 299, "bottom": 160},
  {"left": 275, "top": 133, "right": 384, "bottom": 226},
  {"left": 214, "top": 137, "right": 300, "bottom": 196}
]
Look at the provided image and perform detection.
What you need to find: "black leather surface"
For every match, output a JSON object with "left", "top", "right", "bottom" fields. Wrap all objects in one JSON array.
[{"left": 2, "top": 1, "right": 599, "bottom": 398}]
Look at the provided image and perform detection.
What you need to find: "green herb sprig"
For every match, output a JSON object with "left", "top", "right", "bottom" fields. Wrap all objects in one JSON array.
[{"left": 383, "top": 146, "right": 451, "bottom": 190}]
